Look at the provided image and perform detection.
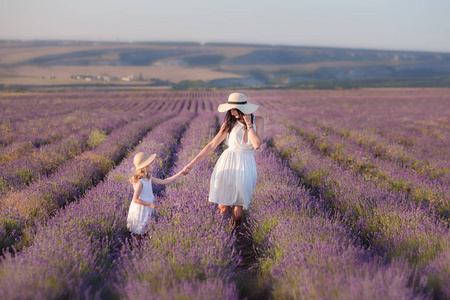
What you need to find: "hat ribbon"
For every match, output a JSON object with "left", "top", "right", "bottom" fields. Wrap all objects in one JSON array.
[{"left": 228, "top": 100, "right": 247, "bottom": 104}]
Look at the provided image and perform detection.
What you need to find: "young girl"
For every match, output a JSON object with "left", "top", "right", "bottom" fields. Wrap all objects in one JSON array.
[{"left": 127, "top": 151, "right": 184, "bottom": 239}]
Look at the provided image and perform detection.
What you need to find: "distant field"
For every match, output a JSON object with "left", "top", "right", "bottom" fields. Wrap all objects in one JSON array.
[
  {"left": 0, "top": 41, "right": 449, "bottom": 91},
  {"left": 0, "top": 65, "right": 242, "bottom": 86},
  {"left": 0, "top": 42, "right": 248, "bottom": 88}
]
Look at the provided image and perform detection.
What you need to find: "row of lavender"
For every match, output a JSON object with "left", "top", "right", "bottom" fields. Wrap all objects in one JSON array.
[
  {"left": 265, "top": 115, "right": 449, "bottom": 298},
  {"left": 287, "top": 101, "right": 449, "bottom": 184},
  {"left": 270, "top": 90, "right": 445, "bottom": 165},
  {"left": 245, "top": 120, "right": 430, "bottom": 299},
  {"left": 245, "top": 89, "right": 449, "bottom": 217},
  {"left": 1, "top": 110, "right": 115, "bottom": 162},
  {"left": 0, "top": 111, "right": 194, "bottom": 298},
  {"left": 0, "top": 93, "right": 195, "bottom": 152},
  {"left": 245, "top": 88, "right": 448, "bottom": 167},
  {"left": 282, "top": 113, "right": 449, "bottom": 218},
  {"left": 0, "top": 113, "right": 174, "bottom": 251},
  {"left": 0, "top": 93, "right": 96, "bottom": 123},
  {"left": 0, "top": 112, "right": 133, "bottom": 196},
  {"left": 0, "top": 93, "right": 216, "bottom": 163},
  {"left": 310, "top": 115, "right": 449, "bottom": 184},
  {"left": 0, "top": 92, "right": 174, "bottom": 123},
  {"left": 0, "top": 91, "right": 218, "bottom": 124}
]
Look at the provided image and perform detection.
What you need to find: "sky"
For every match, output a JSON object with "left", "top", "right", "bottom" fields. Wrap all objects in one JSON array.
[{"left": 1, "top": 0, "right": 449, "bottom": 53}]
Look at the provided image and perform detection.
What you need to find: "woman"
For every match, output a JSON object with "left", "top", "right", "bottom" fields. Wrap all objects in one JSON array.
[{"left": 182, "top": 93, "right": 264, "bottom": 229}]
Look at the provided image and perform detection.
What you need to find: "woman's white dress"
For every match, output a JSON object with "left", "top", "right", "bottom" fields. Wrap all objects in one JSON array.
[
  {"left": 209, "top": 121, "right": 257, "bottom": 210},
  {"left": 127, "top": 178, "right": 155, "bottom": 234}
]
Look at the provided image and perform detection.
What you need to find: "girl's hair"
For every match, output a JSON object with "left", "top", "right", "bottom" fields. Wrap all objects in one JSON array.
[
  {"left": 130, "top": 168, "right": 151, "bottom": 184},
  {"left": 222, "top": 109, "right": 254, "bottom": 134}
]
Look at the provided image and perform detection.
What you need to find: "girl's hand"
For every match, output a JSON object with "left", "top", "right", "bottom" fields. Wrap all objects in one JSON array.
[{"left": 149, "top": 203, "right": 155, "bottom": 209}]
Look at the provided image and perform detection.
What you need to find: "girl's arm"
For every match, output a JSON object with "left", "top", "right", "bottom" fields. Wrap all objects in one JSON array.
[
  {"left": 245, "top": 115, "right": 264, "bottom": 150},
  {"left": 132, "top": 181, "right": 155, "bottom": 208},
  {"left": 182, "top": 123, "right": 228, "bottom": 174},
  {"left": 152, "top": 170, "right": 184, "bottom": 185}
]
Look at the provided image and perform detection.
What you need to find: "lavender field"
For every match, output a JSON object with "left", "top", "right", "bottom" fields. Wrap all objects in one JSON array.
[{"left": 0, "top": 88, "right": 449, "bottom": 299}]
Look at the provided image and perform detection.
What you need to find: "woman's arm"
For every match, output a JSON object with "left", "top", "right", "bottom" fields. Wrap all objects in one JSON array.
[
  {"left": 182, "top": 123, "right": 228, "bottom": 174},
  {"left": 245, "top": 115, "right": 264, "bottom": 150},
  {"left": 152, "top": 170, "right": 184, "bottom": 185},
  {"left": 132, "top": 181, "right": 155, "bottom": 208}
]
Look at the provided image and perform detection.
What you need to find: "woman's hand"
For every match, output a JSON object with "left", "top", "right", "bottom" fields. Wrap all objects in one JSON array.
[
  {"left": 243, "top": 114, "right": 252, "bottom": 127},
  {"left": 182, "top": 164, "right": 193, "bottom": 175}
]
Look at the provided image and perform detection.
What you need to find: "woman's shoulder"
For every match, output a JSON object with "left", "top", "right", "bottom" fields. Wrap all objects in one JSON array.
[{"left": 255, "top": 116, "right": 264, "bottom": 123}]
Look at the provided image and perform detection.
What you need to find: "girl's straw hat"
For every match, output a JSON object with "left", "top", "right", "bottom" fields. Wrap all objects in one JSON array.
[
  {"left": 133, "top": 152, "right": 156, "bottom": 170},
  {"left": 218, "top": 93, "right": 259, "bottom": 114}
]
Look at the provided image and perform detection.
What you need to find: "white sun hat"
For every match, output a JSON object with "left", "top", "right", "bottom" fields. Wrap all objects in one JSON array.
[
  {"left": 217, "top": 93, "right": 259, "bottom": 114},
  {"left": 133, "top": 152, "right": 157, "bottom": 170}
]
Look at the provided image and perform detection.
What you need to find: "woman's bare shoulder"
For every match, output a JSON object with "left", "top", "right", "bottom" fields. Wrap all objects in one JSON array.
[{"left": 255, "top": 116, "right": 264, "bottom": 123}]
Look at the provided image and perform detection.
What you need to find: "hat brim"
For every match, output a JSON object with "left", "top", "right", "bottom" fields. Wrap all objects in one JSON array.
[
  {"left": 218, "top": 103, "right": 259, "bottom": 114},
  {"left": 135, "top": 153, "right": 157, "bottom": 170}
]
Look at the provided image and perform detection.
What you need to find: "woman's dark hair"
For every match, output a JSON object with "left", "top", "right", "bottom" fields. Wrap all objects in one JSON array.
[{"left": 222, "top": 109, "right": 254, "bottom": 134}]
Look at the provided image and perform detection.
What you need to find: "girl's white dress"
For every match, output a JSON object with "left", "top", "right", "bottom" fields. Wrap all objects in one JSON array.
[
  {"left": 209, "top": 121, "right": 257, "bottom": 210},
  {"left": 127, "top": 178, "right": 155, "bottom": 234}
]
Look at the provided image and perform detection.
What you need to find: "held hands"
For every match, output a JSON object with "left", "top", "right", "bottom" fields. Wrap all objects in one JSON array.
[{"left": 182, "top": 164, "right": 193, "bottom": 175}]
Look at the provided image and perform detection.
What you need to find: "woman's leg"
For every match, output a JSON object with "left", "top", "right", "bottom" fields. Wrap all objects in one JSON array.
[
  {"left": 133, "top": 233, "right": 143, "bottom": 243},
  {"left": 217, "top": 204, "right": 231, "bottom": 219},
  {"left": 232, "top": 206, "right": 244, "bottom": 229}
]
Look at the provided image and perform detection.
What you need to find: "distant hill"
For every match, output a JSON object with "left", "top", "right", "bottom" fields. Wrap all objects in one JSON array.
[
  {"left": 1, "top": 40, "right": 449, "bottom": 91},
  {"left": 226, "top": 49, "right": 449, "bottom": 64}
]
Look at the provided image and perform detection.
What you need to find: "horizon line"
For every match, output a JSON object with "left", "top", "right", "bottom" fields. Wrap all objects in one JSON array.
[{"left": 0, "top": 38, "right": 449, "bottom": 55}]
